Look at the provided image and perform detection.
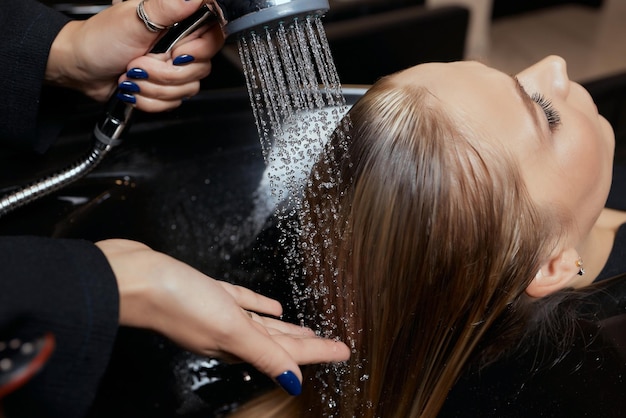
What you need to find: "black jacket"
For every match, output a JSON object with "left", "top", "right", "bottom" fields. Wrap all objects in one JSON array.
[{"left": 0, "top": 2, "right": 120, "bottom": 417}]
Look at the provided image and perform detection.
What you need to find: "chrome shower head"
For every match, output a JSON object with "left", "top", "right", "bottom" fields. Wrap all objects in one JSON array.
[{"left": 210, "top": 0, "right": 330, "bottom": 38}]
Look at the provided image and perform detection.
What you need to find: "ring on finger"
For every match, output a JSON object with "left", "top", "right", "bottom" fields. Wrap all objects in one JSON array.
[{"left": 136, "top": 0, "right": 171, "bottom": 32}]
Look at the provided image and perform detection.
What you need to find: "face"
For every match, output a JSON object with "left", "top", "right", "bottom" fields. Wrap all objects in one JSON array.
[{"left": 394, "top": 56, "right": 615, "bottom": 247}]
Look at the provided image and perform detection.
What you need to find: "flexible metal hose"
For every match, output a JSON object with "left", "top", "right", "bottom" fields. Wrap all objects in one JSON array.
[{"left": 0, "top": 143, "right": 112, "bottom": 216}]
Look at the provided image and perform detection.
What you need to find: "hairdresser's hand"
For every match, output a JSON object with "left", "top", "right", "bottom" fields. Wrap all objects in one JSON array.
[
  {"left": 47, "top": 0, "right": 224, "bottom": 112},
  {"left": 95, "top": 239, "right": 350, "bottom": 395}
]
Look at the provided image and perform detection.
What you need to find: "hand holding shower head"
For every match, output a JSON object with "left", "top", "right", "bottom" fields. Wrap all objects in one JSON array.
[
  {"left": 90, "top": 0, "right": 333, "bottom": 145},
  {"left": 95, "top": 4, "right": 220, "bottom": 144}
]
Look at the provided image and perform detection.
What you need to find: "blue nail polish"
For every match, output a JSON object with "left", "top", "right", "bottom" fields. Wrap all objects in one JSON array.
[
  {"left": 126, "top": 68, "right": 149, "bottom": 79},
  {"left": 118, "top": 81, "right": 140, "bottom": 93},
  {"left": 173, "top": 54, "right": 195, "bottom": 66},
  {"left": 276, "top": 371, "right": 301, "bottom": 396},
  {"left": 116, "top": 92, "right": 137, "bottom": 104}
]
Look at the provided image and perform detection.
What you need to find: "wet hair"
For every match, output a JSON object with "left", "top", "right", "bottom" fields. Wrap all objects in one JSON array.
[{"left": 232, "top": 73, "right": 569, "bottom": 417}]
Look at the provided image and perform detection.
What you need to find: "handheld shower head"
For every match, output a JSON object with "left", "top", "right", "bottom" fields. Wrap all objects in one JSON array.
[{"left": 211, "top": 0, "right": 330, "bottom": 38}]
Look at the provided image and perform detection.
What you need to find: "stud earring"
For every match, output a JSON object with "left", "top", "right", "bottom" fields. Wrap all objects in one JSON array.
[{"left": 576, "top": 258, "right": 585, "bottom": 276}]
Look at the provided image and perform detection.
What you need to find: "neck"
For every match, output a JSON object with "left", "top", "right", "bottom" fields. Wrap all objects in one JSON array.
[{"left": 575, "top": 208, "right": 626, "bottom": 286}]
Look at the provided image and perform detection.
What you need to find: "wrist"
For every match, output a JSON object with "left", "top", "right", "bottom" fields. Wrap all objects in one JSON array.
[
  {"left": 45, "top": 20, "right": 83, "bottom": 90},
  {"left": 95, "top": 240, "right": 161, "bottom": 330},
  {"left": 117, "top": 265, "right": 159, "bottom": 329}
]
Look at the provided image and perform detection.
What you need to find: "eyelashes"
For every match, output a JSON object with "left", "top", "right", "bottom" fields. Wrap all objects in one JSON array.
[
  {"left": 530, "top": 93, "right": 561, "bottom": 130},
  {"left": 512, "top": 76, "right": 562, "bottom": 132}
]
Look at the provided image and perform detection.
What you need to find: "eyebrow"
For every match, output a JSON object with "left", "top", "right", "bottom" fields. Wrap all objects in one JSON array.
[{"left": 511, "top": 75, "right": 542, "bottom": 130}]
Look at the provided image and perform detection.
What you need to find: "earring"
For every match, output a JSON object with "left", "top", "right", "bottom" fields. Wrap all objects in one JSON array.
[{"left": 576, "top": 258, "right": 585, "bottom": 276}]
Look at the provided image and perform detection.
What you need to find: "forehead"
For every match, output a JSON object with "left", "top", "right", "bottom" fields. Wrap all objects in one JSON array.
[
  {"left": 392, "top": 61, "right": 542, "bottom": 154},
  {"left": 394, "top": 61, "right": 499, "bottom": 93},
  {"left": 393, "top": 62, "right": 551, "bottom": 203},
  {"left": 394, "top": 61, "right": 515, "bottom": 120}
]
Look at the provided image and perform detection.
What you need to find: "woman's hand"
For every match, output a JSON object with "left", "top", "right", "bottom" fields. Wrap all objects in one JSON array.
[
  {"left": 46, "top": 0, "right": 224, "bottom": 112},
  {"left": 95, "top": 239, "right": 350, "bottom": 395}
]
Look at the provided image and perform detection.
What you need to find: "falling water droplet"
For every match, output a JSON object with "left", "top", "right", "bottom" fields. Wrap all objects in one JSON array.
[{"left": 236, "top": 14, "right": 360, "bottom": 416}]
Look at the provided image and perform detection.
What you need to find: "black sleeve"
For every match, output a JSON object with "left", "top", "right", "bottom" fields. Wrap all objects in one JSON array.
[
  {"left": 0, "top": 1, "right": 70, "bottom": 152},
  {"left": 0, "top": 236, "right": 120, "bottom": 418}
]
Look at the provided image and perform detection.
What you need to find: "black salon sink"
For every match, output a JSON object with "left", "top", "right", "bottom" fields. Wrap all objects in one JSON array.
[{"left": 0, "top": 87, "right": 364, "bottom": 417}]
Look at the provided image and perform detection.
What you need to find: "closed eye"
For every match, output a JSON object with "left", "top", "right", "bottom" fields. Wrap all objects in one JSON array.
[{"left": 530, "top": 93, "right": 561, "bottom": 131}]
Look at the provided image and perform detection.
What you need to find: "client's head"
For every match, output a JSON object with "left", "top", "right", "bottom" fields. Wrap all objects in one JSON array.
[{"left": 233, "top": 56, "right": 615, "bottom": 418}]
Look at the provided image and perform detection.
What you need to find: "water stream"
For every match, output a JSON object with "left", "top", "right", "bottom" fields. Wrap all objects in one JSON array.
[
  {"left": 237, "top": 14, "right": 350, "bottom": 304},
  {"left": 176, "top": 15, "right": 358, "bottom": 416},
  {"left": 238, "top": 15, "right": 354, "bottom": 416}
]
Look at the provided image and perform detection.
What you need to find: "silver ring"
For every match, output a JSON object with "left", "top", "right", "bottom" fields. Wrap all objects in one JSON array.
[{"left": 136, "top": 0, "right": 170, "bottom": 33}]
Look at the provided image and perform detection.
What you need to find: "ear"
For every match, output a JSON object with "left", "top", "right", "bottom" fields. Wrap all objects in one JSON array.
[{"left": 525, "top": 247, "right": 581, "bottom": 298}]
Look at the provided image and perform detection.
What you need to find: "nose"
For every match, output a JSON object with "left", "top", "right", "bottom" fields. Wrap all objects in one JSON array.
[{"left": 516, "top": 55, "right": 570, "bottom": 99}]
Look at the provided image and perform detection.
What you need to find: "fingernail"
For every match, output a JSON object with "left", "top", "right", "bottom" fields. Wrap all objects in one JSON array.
[
  {"left": 116, "top": 92, "right": 137, "bottom": 104},
  {"left": 275, "top": 370, "right": 301, "bottom": 396},
  {"left": 173, "top": 54, "right": 195, "bottom": 66},
  {"left": 118, "top": 81, "right": 140, "bottom": 93},
  {"left": 126, "top": 68, "right": 149, "bottom": 79}
]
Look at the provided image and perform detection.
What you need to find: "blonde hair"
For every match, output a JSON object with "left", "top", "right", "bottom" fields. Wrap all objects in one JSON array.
[{"left": 232, "top": 75, "right": 566, "bottom": 417}]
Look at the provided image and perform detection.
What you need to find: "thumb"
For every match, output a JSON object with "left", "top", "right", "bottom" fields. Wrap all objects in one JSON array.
[{"left": 139, "top": 0, "right": 206, "bottom": 28}]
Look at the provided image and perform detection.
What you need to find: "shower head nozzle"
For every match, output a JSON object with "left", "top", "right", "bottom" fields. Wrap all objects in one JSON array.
[{"left": 212, "top": 0, "right": 330, "bottom": 38}]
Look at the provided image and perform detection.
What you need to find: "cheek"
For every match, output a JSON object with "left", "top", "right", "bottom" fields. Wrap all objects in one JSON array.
[
  {"left": 554, "top": 114, "right": 612, "bottom": 229},
  {"left": 559, "top": 125, "right": 600, "bottom": 181},
  {"left": 561, "top": 85, "right": 615, "bottom": 190}
]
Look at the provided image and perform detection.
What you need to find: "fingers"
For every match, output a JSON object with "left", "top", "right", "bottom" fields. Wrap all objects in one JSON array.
[
  {"left": 139, "top": 0, "right": 206, "bottom": 28},
  {"left": 228, "top": 307, "right": 350, "bottom": 396},
  {"left": 248, "top": 313, "right": 316, "bottom": 337},
  {"left": 170, "top": 23, "right": 225, "bottom": 60},
  {"left": 245, "top": 314, "right": 351, "bottom": 366},
  {"left": 136, "top": 54, "right": 211, "bottom": 86},
  {"left": 215, "top": 289, "right": 350, "bottom": 396},
  {"left": 227, "top": 316, "right": 350, "bottom": 396},
  {"left": 268, "top": 334, "right": 351, "bottom": 365},
  {"left": 98, "top": 0, "right": 204, "bottom": 53},
  {"left": 225, "top": 329, "right": 300, "bottom": 396},
  {"left": 219, "top": 281, "right": 283, "bottom": 317},
  {"left": 115, "top": 24, "right": 223, "bottom": 112},
  {"left": 115, "top": 55, "right": 208, "bottom": 111}
]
